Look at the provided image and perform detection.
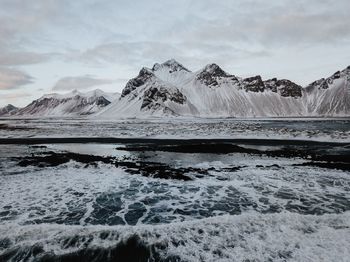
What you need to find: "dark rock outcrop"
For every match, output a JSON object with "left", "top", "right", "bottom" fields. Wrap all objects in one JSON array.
[
  {"left": 141, "top": 86, "right": 186, "bottom": 113},
  {"left": 196, "top": 64, "right": 235, "bottom": 87},
  {"left": 121, "top": 68, "right": 154, "bottom": 98},
  {"left": 242, "top": 75, "right": 265, "bottom": 92},
  {"left": 305, "top": 66, "right": 350, "bottom": 92},
  {"left": 264, "top": 78, "right": 302, "bottom": 97},
  {"left": 152, "top": 59, "right": 190, "bottom": 73}
]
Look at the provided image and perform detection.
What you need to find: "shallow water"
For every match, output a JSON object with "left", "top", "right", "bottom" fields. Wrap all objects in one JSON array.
[{"left": 0, "top": 118, "right": 349, "bottom": 141}]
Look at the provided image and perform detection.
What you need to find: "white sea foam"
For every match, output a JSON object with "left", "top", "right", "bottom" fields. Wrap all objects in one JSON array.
[
  {"left": 1, "top": 142, "right": 349, "bottom": 261},
  {"left": 0, "top": 211, "right": 349, "bottom": 261},
  {"left": 1, "top": 148, "right": 349, "bottom": 227}
]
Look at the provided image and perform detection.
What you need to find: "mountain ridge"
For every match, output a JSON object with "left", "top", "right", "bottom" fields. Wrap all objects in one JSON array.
[
  {"left": 97, "top": 59, "right": 349, "bottom": 118},
  {"left": 5, "top": 60, "right": 350, "bottom": 118},
  {"left": 13, "top": 89, "right": 120, "bottom": 117}
]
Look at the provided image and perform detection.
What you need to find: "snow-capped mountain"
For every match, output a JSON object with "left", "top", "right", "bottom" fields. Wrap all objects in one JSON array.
[
  {"left": 16, "top": 89, "right": 120, "bottom": 117},
  {"left": 98, "top": 59, "right": 349, "bottom": 118},
  {"left": 303, "top": 67, "right": 350, "bottom": 116},
  {"left": 0, "top": 104, "right": 19, "bottom": 116}
]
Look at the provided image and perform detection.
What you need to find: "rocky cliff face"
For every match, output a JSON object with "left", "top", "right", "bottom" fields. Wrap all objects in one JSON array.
[
  {"left": 196, "top": 64, "right": 236, "bottom": 87},
  {"left": 264, "top": 78, "right": 302, "bottom": 97},
  {"left": 242, "top": 76, "right": 265, "bottom": 93},
  {"left": 121, "top": 68, "right": 154, "bottom": 98},
  {"left": 141, "top": 86, "right": 186, "bottom": 111}
]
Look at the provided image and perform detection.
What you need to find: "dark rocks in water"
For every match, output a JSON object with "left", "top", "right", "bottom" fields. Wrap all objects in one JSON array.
[
  {"left": 15, "top": 151, "right": 193, "bottom": 181},
  {"left": 117, "top": 142, "right": 350, "bottom": 172},
  {"left": 17, "top": 151, "right": 115, "bottom": 168},
  {"left": 29, "top": 145, "right": 47, "bottom": 149},
  {"left": 121, "top": 161, "right": 193, "bottom": 181},
  {"left": 118, "top": 143, "right": 261, "bottom": 154},
  {"left": 255, "top": 164, "right": 282, "bottom": 169}
]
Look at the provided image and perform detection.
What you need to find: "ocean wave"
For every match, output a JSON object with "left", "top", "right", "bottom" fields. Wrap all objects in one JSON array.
[{"left": 1, "top": 211, "right": 349, "bottom": 262}]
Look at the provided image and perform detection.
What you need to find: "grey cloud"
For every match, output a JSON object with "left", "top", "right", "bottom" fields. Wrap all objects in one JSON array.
[
  {"left": 0, "top": 0, "right": 62, "bottom": 46},
  {"left": 0, "top": 51, "right": 56, "bottom": 66},
  {"left": 0, "top": 67, "right": 34, "bottom": 90},
  {"left": 160, "top": 0, "right": 350, "bottom": 48},
  {"left": 0, "top": 0, "right": 349, "bottom": 93},
  {"left": 0, "top": 92, "right": 32, "bottom": 100},
  {"left": 70, "top": 40, "right": 269, "bottom": 71},
  {"left": 52, "top": 75, "right": 115, "bottom": 91}
]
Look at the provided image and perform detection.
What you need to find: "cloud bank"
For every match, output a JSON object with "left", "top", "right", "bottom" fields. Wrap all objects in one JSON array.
[{"left": 53, "top": 75, "right": 115, "bottom": 91}]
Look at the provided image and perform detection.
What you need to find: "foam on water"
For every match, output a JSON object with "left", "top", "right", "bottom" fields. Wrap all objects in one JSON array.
[
  {"left": 1, "top": 146, "right": 349, "bottom": 226},
  {"left": 0, "top": 212, "right": 349, "bottom": 261},
  {"left": 1, "top": 143, "right": 349, "bottom": 261}
]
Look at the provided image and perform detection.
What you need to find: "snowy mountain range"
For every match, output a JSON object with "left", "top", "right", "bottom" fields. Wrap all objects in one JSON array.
[
  {"left": 97, "top": 59, "right": 350, "bottom": 118},
  {"left": 0, "top": 104, "right": 19, "bottom": 116},
  {"left": 2, "top": 60, "right": 349, "bottom": 118},
  {"left": 1, "top": 89, "right": 120, "bottom": 117}
]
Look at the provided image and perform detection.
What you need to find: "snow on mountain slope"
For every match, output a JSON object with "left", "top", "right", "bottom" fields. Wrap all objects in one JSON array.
[
  {"left": 177, "top": 64, "right": 305, "bottom": 117},
  {"left": 0, "top": 104, "right": 19, "bottom": 116},
  {"left": 102, "top": 67, "right": 197, "bottom": 117},
  {"left": 98, "top": 60, "right": 350, "bottom": 118},
  {"left": 303, "top": 67, "right": 350, "bottom": 116},
  {"left": 16, "top": 89, "right": 120, "bottom": 117},
  {"left": 13, "top": 60, "right": 348, "bottom": 118},
  {"left": 99, "top": 60, "right": 323, "bottom": 118}
]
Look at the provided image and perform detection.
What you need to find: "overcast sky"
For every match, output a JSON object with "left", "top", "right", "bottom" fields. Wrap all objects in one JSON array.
[{"left": 0, "top": 0, "right": 350, "bottom": 107}]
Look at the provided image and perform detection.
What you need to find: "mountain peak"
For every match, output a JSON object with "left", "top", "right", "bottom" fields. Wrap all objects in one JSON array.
[
  {"left": 341, "top": 65, "right": 350, "bottom": 74},
  {"left": 152, "top": 59, "right": 190, "bottom": 73},
  {"left": 140, "top": 67, "right": 154, "bottom": 76},
  {"left": 5, "top": 104, "right": 17, "bottom": 109},
  {"left": 71, "top": 89, "right": 79, "bottom": 95},
  {"left": 200, "top": 63, "right": 229, "bottom": 77},
  {"left": 121, "top": 67, "right": 155, "bottom": 98},
  {"left": 196, "top": 63, "right": 232, "bottom": 87},
  {"left": 0, "top": 104, "right": 19, "bottom": 116}
]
